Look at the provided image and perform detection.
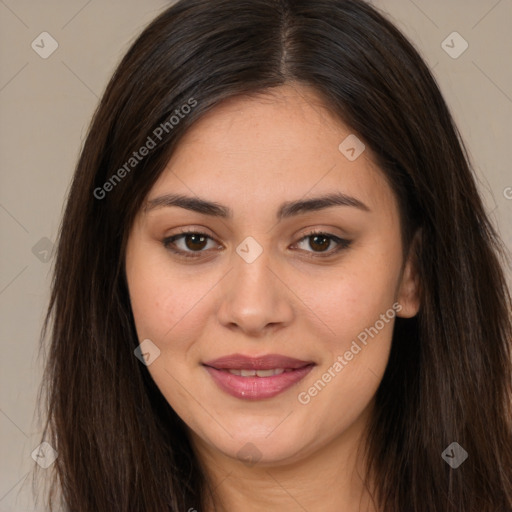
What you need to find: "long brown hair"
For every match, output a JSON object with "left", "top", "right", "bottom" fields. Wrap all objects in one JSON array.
[{"left": 34, "top": 0, "right": 512, "bottom": 510}]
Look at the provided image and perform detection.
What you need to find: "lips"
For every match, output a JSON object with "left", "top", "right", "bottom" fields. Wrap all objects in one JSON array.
[
  {"left": 202, "top": 353, "right": 315, "bottom": 400},
  {"left": 203, "top": 353, "right": 314, "bottom": 371}
]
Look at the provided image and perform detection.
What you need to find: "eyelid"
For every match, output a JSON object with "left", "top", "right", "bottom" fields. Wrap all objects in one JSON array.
[
  {"left": 291, "top": 229, "right": 352, "bottom": 258},
  {"left": 162, "top": 227, "right": 352, "bottom": 259}
]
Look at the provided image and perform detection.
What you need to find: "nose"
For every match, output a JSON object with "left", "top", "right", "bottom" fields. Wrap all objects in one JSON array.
[{"left": 215, "top": 243, "right": 294, "bottom": 337}]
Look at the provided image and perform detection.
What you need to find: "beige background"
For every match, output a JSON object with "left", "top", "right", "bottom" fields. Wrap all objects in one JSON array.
[{"left": 0, "top": 1, "right": 511, "bottom": 510}]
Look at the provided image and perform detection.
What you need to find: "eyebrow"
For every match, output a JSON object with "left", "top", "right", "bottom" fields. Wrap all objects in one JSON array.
[{"left": 144, "top": 191, "right": 370, "bottom": 219}]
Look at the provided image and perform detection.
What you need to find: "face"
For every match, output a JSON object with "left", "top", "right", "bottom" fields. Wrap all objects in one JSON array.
[{"left": 125, "top": 84, "right": 420, "bottom": 468}]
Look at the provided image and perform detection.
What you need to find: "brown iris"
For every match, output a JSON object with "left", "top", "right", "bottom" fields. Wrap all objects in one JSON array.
[
  {"left": 184, "top": 233, "right": 208, "bottom": 251},
  {"left": 308, "top": 234, "right": 331, "bottom": 252}
]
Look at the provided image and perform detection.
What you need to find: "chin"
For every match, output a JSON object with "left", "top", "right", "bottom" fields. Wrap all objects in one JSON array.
[{"left": 208, "top": 429, "right": 312, "bottom": 467}]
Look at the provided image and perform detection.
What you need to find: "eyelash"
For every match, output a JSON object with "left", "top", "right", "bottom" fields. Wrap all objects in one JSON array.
[{"left": 162, "top": 228, "right": 352, "bottom": 260}]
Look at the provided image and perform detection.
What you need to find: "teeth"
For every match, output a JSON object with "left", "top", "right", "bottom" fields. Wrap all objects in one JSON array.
[
  {"left": 227, "top": 368, "right": 286, "bottom": 377},
  {"left": 255, "top": 369, "right": 284, "bottom": 377}
]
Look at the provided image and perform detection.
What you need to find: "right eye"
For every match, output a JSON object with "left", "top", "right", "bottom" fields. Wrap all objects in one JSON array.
[{"left": 162, "top": 231, "right": 222, "bottom": 259}]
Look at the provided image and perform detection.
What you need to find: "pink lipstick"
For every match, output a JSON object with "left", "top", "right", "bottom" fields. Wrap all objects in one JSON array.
[{"left": 202, "top": 353, "right": 315, "bottom": 400}]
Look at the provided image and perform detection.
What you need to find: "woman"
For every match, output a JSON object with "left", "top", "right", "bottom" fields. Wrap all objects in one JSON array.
[{"left": 34, "top": 0, "right": 512, "bottom": 510}]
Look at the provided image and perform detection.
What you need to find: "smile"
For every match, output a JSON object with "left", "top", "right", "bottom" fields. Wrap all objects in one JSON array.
[
  {"left": 202, "top": 353, "right": 315, "bottom": 400},
  {"left": 224, "top": 368, "right": 290, "bottom": 376}
]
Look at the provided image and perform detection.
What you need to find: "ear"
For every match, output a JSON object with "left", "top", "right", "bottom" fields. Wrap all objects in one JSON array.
[{"left": 396, "top": 229, "right": 421, "bottom": 318}]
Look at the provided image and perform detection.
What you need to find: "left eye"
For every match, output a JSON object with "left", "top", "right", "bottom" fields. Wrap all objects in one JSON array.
[
  {"left": 162, "top": 230, "right": 351, "bottom": 259},
  {"left": 293, "top": 231, "right": 351, "bottom": 255},
  {"left": 163, "top": 231, "right": 219, "bottom": 257}
]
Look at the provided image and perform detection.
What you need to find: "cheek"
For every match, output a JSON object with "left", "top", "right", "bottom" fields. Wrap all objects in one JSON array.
[
  {"left": 129, "top": 274, "right": 200, "bottom": 344},
  {"left": 300, "top": 261, "right": 400, "bottom": 344},
  {"left": 294, "top": 247, "right": 400, "bottom": 404},
  {"left": 126, "top": 248, "right": 215, "bottom": 420},
  {"left": 296, "top": 280, "right": 396, "bottom": 435},
  {"left": 126, "top": 244, "right": 219, "bottom": 354}
]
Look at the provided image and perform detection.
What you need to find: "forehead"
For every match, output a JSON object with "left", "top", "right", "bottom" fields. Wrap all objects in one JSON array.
[
  {"left": 146, "top": 84, "right": 396, "bottom": 220},
  {"left": 174, "top": 84, "right": 353, "bottom": 160}
]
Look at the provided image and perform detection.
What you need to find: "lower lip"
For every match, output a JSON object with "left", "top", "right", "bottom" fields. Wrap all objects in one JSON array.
[{"left": 203, "top": 365, "right": 314, "bottom": 400}]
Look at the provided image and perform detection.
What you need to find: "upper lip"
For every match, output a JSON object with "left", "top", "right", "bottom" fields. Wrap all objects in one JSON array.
[{"left": 203, "top": 353, "right": 315, "bottom": 370}]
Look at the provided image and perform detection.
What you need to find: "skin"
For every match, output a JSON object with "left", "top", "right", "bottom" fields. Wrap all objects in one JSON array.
[{"left": 125, "top": 83, "right": 420, "bottom": 512}]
